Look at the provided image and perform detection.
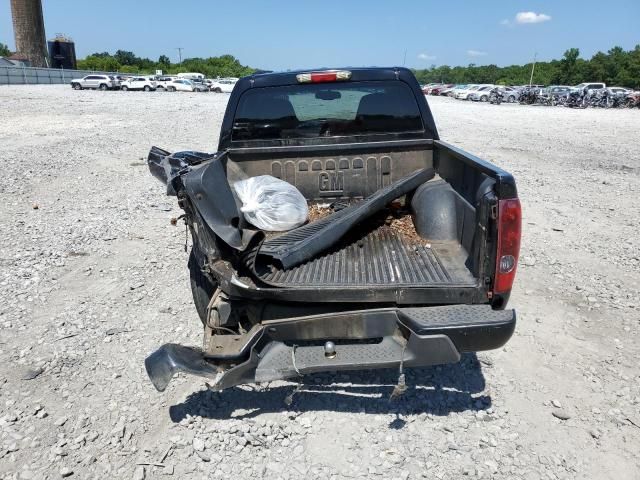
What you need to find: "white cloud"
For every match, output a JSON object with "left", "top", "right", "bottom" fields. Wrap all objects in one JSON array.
[
  {"left": 467, "top": 50, "right": 488, "bottom": 57},
  {"left": 417, "top": 53, "right": 436, "bottom": 61},
  {"left": 515, "top": 11, "right": 551, "bottom": 24},
  {"left": 500, "top": 18, "right": 511, "bottom": 26}
]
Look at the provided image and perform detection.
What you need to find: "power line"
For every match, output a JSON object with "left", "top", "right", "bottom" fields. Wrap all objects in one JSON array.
[{"left": 529, "top": 52, "right": 537, "bottom": 86}]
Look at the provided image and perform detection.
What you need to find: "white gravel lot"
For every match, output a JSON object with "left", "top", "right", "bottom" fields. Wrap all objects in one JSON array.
[{"left": 0, "top": 85, "right": 639, "bottom": 480}]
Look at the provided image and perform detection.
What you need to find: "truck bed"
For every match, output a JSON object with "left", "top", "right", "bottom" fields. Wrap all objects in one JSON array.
[
  {"left": 230, "top": 142, "right": 486, "bottom": 293},
  {"left": 257, "top": 225, "right": 475, "bottom": 288}
]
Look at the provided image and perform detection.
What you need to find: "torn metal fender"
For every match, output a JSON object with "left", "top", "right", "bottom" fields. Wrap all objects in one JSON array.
[
  {"left": 147, "top": 146, "right": 218, "bottom": 196},
  {"left": 180, "top": 158, "right": 263, "bottom": 251},
  {"left": 147, "top": 147, "right": 261, "bottom": 252}
]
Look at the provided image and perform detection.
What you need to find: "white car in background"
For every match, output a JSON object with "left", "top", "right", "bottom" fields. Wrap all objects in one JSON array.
[
  {"left": 191, "top": 80, "right": 210, "bottom": 92},
  {"left": 177, "top": 72, "right": 205, "bottom": 82},
  {"left": 120, "top": 76, "right": 157, "bottom": 91},
  {"left": 608, "top": 86, "right": 631, "bottom": 95},
  {"left": 456, "top": 84, "right": 496, "bottom": 100},
  {"left": 454, "top": 84, "right": 481, "bottom": 100},
  {"left": 70, "top": 74, "right": 119, "bottom": 91},
  {"left": 154, "top": 76, "right": 175, "bottom": 90},
  {"left": 209, "top": 78, "right": 238, "bottom": 93},
  {"left": 469, "top": 85, "right": 495, "bottom": 102},
  {"left": 166, "top": 79, "right": 196, "bottom": 92}
]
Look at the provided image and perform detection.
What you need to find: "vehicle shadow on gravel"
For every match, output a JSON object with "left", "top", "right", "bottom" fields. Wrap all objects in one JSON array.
[{"left": 169, "top": 353, "right": 489, "bottom": 426}]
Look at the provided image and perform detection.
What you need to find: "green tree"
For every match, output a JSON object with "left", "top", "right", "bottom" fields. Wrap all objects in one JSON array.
[
  {"left": 118, "top": 65, "right": 139, "bottom": 74},
  {"left": 560, "top": 48, "right": 580, "bottom": 84},
  {"left": 158, "top": 55, "right": 170, "bottom": 67},
  {"left": 0, "top": 42, "right": 11, "bottom": 57},
  {"left": 77, "top": 54, "right": 120, "bottom": 72},
  {"left": 114, "top": 50, "right": 139, "bottom": 66}
]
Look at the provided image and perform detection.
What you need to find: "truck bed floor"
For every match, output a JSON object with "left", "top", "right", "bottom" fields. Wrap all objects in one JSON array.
[{"left": 257, "top": 226, "right": 476, "bottom": 288}]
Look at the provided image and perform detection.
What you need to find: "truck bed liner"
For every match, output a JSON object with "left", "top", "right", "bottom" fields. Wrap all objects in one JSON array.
[
  {"left": 257, "top": 226, "right": 475, "bottom": 288},
  {"left": 258, "top": 167, "right": 434, "bottom": 269}
]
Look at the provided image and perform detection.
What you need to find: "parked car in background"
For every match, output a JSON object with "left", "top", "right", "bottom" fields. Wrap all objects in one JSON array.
[
  {"left": 447, "top": 84, "right": 468, "bottom": 97},
  {"left": 608, "top": 86, "right": 631, "bottom": 95},
  {"left": 546, "top": 85, "right": 571, "bottom": 94},
  {"left": 121, "top": 76, "right": 157, "bottom": 91},
  {"left": 424, "top": 84, "right": 444, "bottom": 95},
  {"left": 438, "top": 84, "right": 457, "bottom": 96},
  {"left": 430, "top": 84, "right": 454, "bottom": 95},
  {"left": 70, "top": 74, "right": 119, "bottom": 91},
  {"left": 573, "top": 82, "right": 606, "bottom": 93},
  {"left": 542, "top": 86, "right": 572, "bottom": 104},
  {"left": 503, "top": 86, "right": 522, "bottom": 103},
  {"left": 191, "top": 80, "right": 210, "bottom": 92},
  {"left": 210, "top": 78, "right": 238, "bottom": 93},
  {"left": 455, "top": 84, "right": 487, "bottom": 100},
  {"left": 177, "top": 72, "right": 205, "bottom": 82},
  {"left": 166, "top": 79, "right": 195, "bottom": 92},
  {"left": 469, "top": 85, "right": 495, "bottom": 102},
  {"left": 421, "top": 83, "right": 439, "bottom": 94},
  {"left": 453, "top": 84, "right": 475, "bottom": 99},
  {"left": 154, "top": 76, "right": 175, "bottom": 90}
]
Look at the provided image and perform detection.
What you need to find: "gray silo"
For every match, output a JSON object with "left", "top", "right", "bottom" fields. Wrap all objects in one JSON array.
[
  {"left": 10, "top": 0, "right": 48, "bottom": 67},
  {"left": 48, "top": 34, "right": 77, "bottom": 70}
]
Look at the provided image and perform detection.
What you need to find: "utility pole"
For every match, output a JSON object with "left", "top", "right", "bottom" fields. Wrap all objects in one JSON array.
[
  {"left": 403, "top": 49, "right": 407, "bottom": 66},
  {"left": 176, "top": 47, "right": 183, "bottom": 64},
  {"left": 529, "top": 52, "right": 537, "bottom": 87}
]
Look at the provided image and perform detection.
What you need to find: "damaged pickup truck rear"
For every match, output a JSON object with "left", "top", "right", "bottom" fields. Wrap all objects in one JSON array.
[{"left": 145, "top": 67, "right": 521, "bottom": 393}]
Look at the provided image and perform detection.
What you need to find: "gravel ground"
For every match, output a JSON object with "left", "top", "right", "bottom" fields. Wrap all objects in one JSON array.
[{"left": 0, "top": 85, "right": 639, "bottom": 480}]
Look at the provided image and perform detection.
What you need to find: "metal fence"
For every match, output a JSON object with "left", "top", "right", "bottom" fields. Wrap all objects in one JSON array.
[{"left": 0, "top": 65, "right": 120, "bottom": 85}]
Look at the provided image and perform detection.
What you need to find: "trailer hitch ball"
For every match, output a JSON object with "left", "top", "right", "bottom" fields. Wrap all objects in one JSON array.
[{"left": 324, "top": 341, "right": 336, "bottom": 359}]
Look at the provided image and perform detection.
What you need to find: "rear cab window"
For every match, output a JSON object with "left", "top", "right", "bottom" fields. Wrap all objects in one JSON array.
[{"left": 232, "top": 81, "right": 423, "bottom": 142}]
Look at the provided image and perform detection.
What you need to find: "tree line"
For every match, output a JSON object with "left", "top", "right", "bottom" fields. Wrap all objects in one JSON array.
[
  {"left": 75, "top": 50, "right": 255, "bottom": 78},
  {"left": 412, "top": 45, "right": 640, "bottom": 89},
  {"left": 2, "top": 42, "right": 639, "bottom": 88}
]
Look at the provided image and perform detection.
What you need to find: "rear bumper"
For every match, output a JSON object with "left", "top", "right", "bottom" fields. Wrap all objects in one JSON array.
[{"left": 145, "top": 304, "right": 515, "bottom": 392}]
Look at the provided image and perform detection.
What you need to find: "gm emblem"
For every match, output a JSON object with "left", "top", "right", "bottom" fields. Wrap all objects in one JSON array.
[{"left": 319, "top": 171, "right": 344, "bottom": 195}]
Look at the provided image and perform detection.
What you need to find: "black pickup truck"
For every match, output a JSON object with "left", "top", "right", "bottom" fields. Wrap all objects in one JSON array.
[{"left": 145, "top": 67, "right": 521, "bottom": 393}]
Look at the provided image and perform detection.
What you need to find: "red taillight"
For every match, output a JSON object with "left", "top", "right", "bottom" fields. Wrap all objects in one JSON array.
[
  {"left": 296, "top": 70, "right": 352, "bottom": 83},
  {"left": 493, "top": 198, "right": 521, "bottom": 295}
]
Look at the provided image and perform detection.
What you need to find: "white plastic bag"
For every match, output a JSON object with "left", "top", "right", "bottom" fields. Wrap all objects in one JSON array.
[{"left": 233, "top": 175, "right": 308, "bottom": 231}]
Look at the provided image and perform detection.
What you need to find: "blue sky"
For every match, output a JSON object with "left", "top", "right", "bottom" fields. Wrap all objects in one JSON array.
[{"left": 1, "top": 0, "right": 639, "bottom": 70}]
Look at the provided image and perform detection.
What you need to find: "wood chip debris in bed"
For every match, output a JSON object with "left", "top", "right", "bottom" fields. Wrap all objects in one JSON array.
[
  {"left": 307, "top": 203, "right": 333, "bottom": 223},
  {"left": 306, "top": 201, "right": 426, "bottom": 245},
  {"left": 386, "top": 213, "right": 426, "bottom": 245}
]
